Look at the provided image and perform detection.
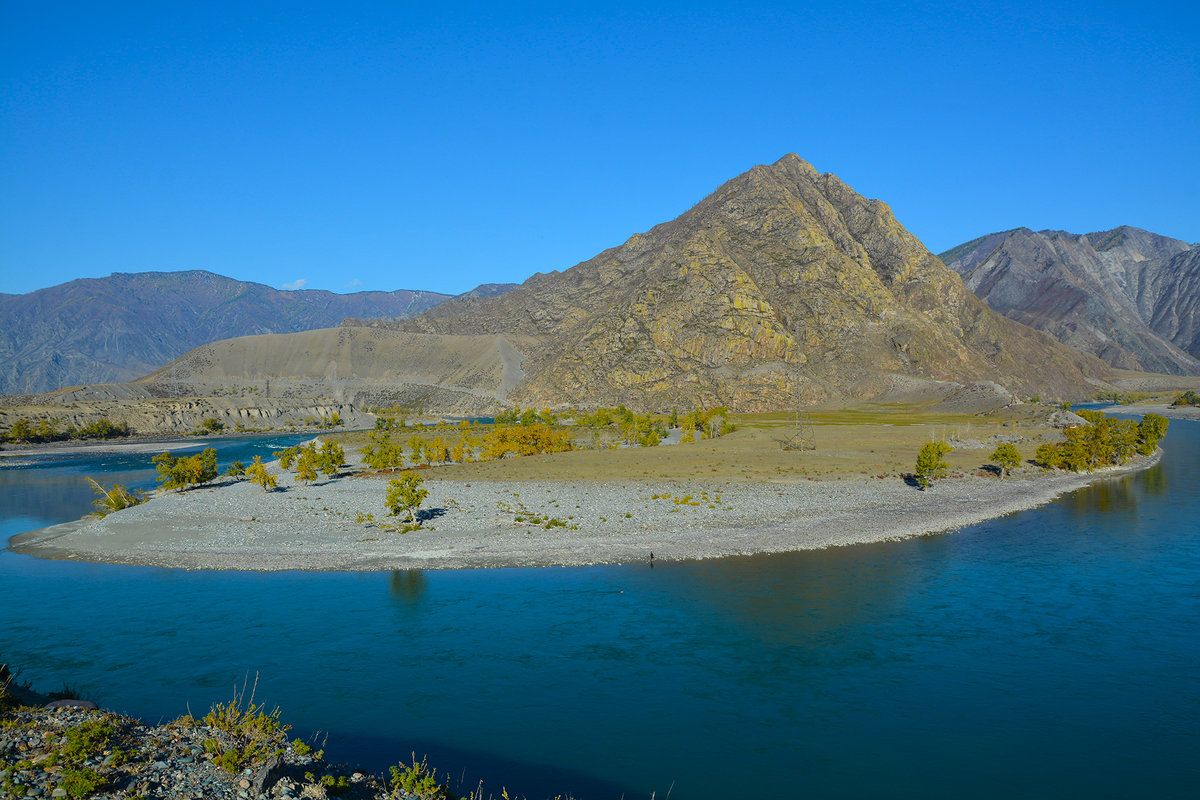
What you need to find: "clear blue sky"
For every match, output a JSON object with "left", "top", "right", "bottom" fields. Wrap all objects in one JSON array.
[{"left": 2, "top": 1, "right": 1197, "bottom": 296}]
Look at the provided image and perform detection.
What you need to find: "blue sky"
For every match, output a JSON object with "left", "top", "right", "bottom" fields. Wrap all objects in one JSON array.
[{"left": 2, "top": 1, "right": 1197, "bottom": 296}]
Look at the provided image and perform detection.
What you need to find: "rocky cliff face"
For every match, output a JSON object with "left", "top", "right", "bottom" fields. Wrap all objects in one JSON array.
[
  {"left": 940, "top": 226, "right": 1199, "bottom": 375},
  {"left": 391, "top": 155, "right": 1109, "bottom": 410},
  {"left": 0, "top": 271, "right": 459, "bottom": 395}
]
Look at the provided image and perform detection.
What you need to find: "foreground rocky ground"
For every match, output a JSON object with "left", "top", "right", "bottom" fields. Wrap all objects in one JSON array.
[{"left": 0, "top": 673, "right": 492, "bottom": 800}]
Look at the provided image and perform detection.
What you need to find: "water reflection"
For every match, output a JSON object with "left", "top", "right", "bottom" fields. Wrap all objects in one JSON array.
[
  {"left": 388, "top": 569, "right": 427, "bottom": 605},
  {"left": 1065, "top": 473, "right": 1140, "bottom": 516},
  {"left": 1140, "top": 462, "right": 1169, "bottom": 497},
  {"left": 662, "top": 540, "right": 915, "bottom": 646}
]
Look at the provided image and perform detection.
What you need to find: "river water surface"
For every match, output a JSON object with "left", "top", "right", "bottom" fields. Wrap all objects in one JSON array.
[{"left": 1, "top": 424, "right": 1197, "bottom": 799}]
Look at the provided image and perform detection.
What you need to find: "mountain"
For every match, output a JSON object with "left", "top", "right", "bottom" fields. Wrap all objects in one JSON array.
[
  {"left": 369, "top": 154, "right": 1110, "bottom": 410},
  {"left": 939, "top": 227, "right": 1200, "bottom": 375},
  {"left": 0, "top": 271, "right": 512, "bottom": 395},
  {"left": 133, "top": 326, "right": 528, "bottom": 415}
]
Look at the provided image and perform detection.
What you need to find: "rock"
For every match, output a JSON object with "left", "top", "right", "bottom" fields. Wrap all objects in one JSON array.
[
  {"left": 43, "top": 699, "right": 97, "bottom": 710},
  {"left": 250, "top": 755, "right": 284, "bottom": 795}
]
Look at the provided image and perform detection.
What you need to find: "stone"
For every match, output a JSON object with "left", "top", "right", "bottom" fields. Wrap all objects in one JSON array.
[
  {"left": 43, "top": 699, "right": 97, "bottom": 711},
  {"left": 250, "top": 755, "right": 284, "bottom": 795}
]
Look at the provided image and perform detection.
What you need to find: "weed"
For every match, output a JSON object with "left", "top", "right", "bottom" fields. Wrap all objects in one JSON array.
[
  {"left": 201, "top": 676, "right": 289, "bottom": 773},
  {"left": 390, "top": 754, "right": 453, "bottom": 799},
  {"left": 57, "top": 767, "right": 107, "bottom": 798},
  {"left": 61, "top": 718, "right": 115, "bottom": 762},
  {"left": 320, "top": 773, "right": 351, "bottom": 795}
]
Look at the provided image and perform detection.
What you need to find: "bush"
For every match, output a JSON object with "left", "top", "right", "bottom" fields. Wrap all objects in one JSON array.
[
  {"left": 390, "top": 755, "right": 453, "bottom": 800},
  {"left": 200, "top": 680, "right": 290, "bottom": 774},
  {"left": 85, "top": 477, "right": 145, "bottom": 516},
  {"left": 1172, "top": 390, "right": 1199, "bottom": 407}
]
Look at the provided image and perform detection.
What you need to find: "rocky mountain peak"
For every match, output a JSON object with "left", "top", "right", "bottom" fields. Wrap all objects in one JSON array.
[{"left": 381, "top": 155, "right": 1108, "bottom": 410}]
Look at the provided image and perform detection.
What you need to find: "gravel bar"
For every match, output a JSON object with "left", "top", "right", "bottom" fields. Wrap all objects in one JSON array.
[{"left": 9, "top": 451, "right": 1161, "bottom": 571}]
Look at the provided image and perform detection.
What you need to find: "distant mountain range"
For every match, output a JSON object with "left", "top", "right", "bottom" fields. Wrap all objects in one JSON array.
[
  {"left": 939, "top": 227, "right": 1200, "bottom": 375},
  {"left": 363, "top": 154, "right": 1111, "bottom": 409},
  {"left": 0, "top": 271, "right": 516, "bottom": 395}
]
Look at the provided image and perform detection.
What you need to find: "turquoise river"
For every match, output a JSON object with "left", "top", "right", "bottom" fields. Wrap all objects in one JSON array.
[{"left": 1, "top": 421, "right": 1197, "bottom": 798}]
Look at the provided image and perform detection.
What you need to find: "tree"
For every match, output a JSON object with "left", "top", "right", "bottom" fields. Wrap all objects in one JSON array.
[
  {"left": 360, "top": 432, "right": 404, "bottom": 471},
  {"left": 318, "top": 441, "right": 344, "bottom": 476},
  {"left": 153, "top": 448, "right": 219, "bottom": 491},
  {"left": 224, "top": 461, "right": 246, "bottom": 479},
  {"left": 1034, "top": 443, "right": 1062, "bottom": 469},
  {"left": 914, "top": 441, "right": 953, "bottom": 489},
  {"left": 245, "top": 456, "right": 277, "bottom": 491},
  {"left": 990, "top": 443, "right": 1021, "bottom": 477},
  {"left": 1137, "top": 414, "right": 1169, "bottom": 455},
  {"left": 294, "top": 449, "right": 318, "bottom": 484},
  {"left": 386, "top": 472, "right": 428, "bottom": 523}
]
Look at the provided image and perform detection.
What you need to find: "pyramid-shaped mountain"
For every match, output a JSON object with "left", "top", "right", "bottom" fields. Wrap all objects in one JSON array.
[{"left": 364, "top": 155, "right": 1109, "bottom": 410}]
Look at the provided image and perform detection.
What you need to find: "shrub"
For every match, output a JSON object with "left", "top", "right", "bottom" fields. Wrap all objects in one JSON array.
[
  {"left": 390, "top": 755, "right": 453, "bottom": 800},
  {"left": 85, "top": 477, "right": 145, "bottom": 516},
  {"left": 1172, "top": 390, "right": 1199, "bottom": 407},
  {"left": 201, "top": 680, "right": 290, "bottom": 773}
]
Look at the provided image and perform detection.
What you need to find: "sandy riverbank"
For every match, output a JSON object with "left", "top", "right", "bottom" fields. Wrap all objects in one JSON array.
[{"left": 9, "top": 449, "right": 1161, "bottom": 571}]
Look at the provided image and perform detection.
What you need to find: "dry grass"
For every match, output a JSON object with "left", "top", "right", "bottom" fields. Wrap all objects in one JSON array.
[{"left": 328, "top": 403, "right": 1061, "bottom": 484}]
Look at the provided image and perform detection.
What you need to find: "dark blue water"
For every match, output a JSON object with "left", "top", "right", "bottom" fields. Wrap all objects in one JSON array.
[{"left": 2, "top": 425, "right": 1198, "bottom": 799}]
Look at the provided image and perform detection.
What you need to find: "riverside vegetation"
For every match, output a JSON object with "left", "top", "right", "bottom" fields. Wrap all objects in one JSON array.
[
  {"left": 1, "top": 666, "right": 574, "bottom": 799},
  {"left": 911, "top": 410, "right": 1167, "bottom": 490}
]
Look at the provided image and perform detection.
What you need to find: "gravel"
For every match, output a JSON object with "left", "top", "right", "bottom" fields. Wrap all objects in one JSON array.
[{"left": 9, "top": 450, "right": 1161, "bottom": 572}]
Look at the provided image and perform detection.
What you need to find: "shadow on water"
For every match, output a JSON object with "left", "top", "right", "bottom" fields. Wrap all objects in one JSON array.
[
  {"left": 321, "top": 730, "right": 633, "bottom": 800},
  {"left": 657, "top": 541, "right": 917, "bottom": 646}
]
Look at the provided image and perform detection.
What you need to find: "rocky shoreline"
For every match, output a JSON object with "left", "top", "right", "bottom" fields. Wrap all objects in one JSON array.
[
  {"left": 0, "top": 676, "right": 450, "bottom": 800},
  {"left": 9, "top": 449, "right": 1162, "bottom": 572}
]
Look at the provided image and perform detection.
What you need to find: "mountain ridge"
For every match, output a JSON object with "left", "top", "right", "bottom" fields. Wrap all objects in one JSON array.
[
  {"left": 938, "top": 226, "right": 1199, "bottom": 375},
  {"left": 367, "top": 154, "right": 1111, "bottom": 409},
  {"left": 0, "top": 270, "right": 516, "bottom": 395}
]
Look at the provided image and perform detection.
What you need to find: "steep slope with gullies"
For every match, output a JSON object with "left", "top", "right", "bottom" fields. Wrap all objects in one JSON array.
[
  {"left": 940, "top": 226, "right": 1199, "bottom": 375},
  {"left": 133, "top": 326, "right": 531, "bottom": 414},
  {"left": 0, "top": 270, "right": 456, "bottom": 395},
  {"left": 388, "top": 154, "right": 1110, "bottom": 410}
]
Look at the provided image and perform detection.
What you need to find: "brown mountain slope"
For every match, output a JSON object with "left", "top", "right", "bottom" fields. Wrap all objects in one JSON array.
[
  {"left": 939, "top": 226, "right": 1199, "bottom": 375},
  {"left": 383, "top": 154, "right": 1109, "bottom": 410},
  {"left": 133, "top": 326, "right": 530, "bottom": 415}
]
